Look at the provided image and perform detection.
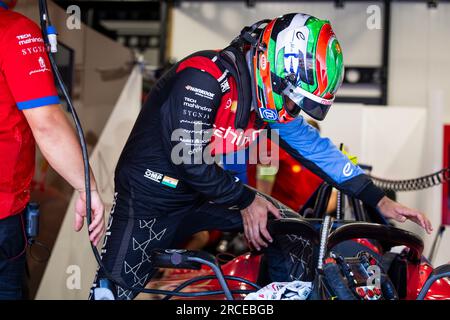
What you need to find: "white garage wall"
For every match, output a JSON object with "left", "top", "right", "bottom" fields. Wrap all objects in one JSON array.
[
  {"left": 170, "top": 2, "right": 450, "bottom": 123},
  {"left": 389, "top": 3, "right": 450, "bottom": 124},
  {"left": 321, "top": 103, "right": 449, "bottom": 265},
  {"left": 170, "top": 1, "right": 383, "bottom": 66}
]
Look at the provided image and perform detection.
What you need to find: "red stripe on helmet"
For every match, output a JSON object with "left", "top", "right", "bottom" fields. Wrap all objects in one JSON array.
[
  {"left": 315, "top": 23, "right": 333, "bottom": 96},
  {"left": 259, "top": 18, "right": 277, "bottom": 110}
]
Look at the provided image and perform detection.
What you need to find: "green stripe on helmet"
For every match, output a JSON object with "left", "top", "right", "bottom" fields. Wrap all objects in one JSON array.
[
  {"left": 325, "top": 38, "right": 344, "bottom": 95},
  {"left": 273, "top": 92, "right": 284, "bottom": 112},
  {"left": 275, "top": 46, "right": 285, "bottom": 77},
  {"left": 268, "top": 38, "right": 277, "bottom": 75},
  {"left": 303, "top": 18, "right": 323, "bottom": 93}
]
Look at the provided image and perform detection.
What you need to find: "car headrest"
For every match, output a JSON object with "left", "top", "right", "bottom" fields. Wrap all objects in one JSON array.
[
  {"left": 268, "top": 218, "right": 320, "bottom": 245},
  {"left": 327, "top": 222, "right": 423, "bottom": 261}
]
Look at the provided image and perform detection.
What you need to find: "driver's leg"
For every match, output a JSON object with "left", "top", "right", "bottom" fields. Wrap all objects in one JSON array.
[
  {"left": 264, "top": 233, "right": 316, "bottom": 282},
  {"left": 170, "top": 202, "right": 244, "bottom": 245},
  {"left": 173, "top": 201, "right": 316, "bottom": 284},
  {"left": 89, "top": 192, "right": 180, "bottom": 300}
]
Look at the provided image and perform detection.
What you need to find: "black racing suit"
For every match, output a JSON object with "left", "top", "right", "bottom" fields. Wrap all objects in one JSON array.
[{"left": 90, "top": 50, "right": 385, "bottom": 300}]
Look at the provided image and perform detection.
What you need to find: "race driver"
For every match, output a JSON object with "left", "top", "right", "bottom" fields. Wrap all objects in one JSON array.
[
  {"left": 0, "top": 0, "right": 104, "bottom": 299},
  {"left": 91, "top": 13, "right": 432, "bottom": 300}
]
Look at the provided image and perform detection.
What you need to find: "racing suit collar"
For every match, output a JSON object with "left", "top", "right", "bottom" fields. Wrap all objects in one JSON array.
[{"left": 0, "top": 1, "right": 9, "bottom": 10}]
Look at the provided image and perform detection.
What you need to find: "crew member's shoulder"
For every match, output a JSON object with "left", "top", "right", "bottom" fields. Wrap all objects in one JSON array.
[{"left": 0, "top": 10, "right": 42, "bottom": 42}]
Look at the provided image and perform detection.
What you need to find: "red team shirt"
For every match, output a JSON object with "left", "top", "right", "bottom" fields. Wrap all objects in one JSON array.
[{"left": 0, "top": 6, "right": 59, "bottom": 219}]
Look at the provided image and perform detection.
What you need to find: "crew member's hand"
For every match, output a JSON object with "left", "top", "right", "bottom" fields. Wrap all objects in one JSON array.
[
  {"left": 240, "top": 195, "right": 282, "bottom": 251},
  {"left": 75, "top": 190, "right": 105, "bottom": 245},
  {"left": 377, "top": 196, "right": 433, "bottom": 234}
]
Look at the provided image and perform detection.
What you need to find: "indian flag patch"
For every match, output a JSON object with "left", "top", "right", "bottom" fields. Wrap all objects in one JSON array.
[{"left": 162, "top": 176, "right": 179, "bottom": 188}]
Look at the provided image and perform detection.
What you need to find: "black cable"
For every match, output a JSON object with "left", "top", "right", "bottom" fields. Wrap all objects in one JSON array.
[
  {"left": 162, "top": 275, "right": 261, "bottom": 300},
  {"left": 28, "top": 240, "right": 51, "bottom": 264}
]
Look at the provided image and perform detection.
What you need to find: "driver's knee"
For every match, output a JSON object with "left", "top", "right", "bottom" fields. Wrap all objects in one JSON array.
[{"left": 264, "top": 234, "right": 316, "bottom": 283}]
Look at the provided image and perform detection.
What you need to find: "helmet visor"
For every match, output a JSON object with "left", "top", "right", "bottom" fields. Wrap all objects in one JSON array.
[{"left": 282, "top": 82, "right": 334, "bottom": 121}]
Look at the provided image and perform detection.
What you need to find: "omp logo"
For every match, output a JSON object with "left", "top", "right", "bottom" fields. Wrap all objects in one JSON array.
[
  {"left": 342, "top": 163, "right": 354, "bottom": 177},
  {"left": 144, "top": 169, "right": 163, "bottom": 183},
  {"left": 185, "top": 85, "right": 215, "bottom": 100}
]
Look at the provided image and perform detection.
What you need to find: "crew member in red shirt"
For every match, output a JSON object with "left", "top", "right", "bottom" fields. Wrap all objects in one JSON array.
[{"left": 0, "top": 0, "right": 105, "bottom": 299}]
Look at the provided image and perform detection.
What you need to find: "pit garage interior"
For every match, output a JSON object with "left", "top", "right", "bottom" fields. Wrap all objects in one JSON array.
[{"left": 3, "top": 0, "right": 450, "bottom": 300}]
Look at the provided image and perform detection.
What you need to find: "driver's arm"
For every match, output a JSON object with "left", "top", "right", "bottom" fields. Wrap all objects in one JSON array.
[{"left": 269, "top": 117, "right": 385, "bottom": 208}]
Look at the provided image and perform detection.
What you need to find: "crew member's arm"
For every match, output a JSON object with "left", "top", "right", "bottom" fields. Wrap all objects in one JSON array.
[
  {"left": 22, "top": 106, "right": 105, "bottom": 244},
  {"left": 270, "top": 117, "right": 432, "bottom": 233},
  {"left": 1, "top": 16, "right": 104, "bottom": 244}
]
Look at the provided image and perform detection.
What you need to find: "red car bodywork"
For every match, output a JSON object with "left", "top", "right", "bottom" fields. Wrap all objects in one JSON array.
[
  {"left": 407, "top": 262, "right": 450, "bottom": 300},
  {"left": 150, "top": 240, "right": 450, "bottom": 300}
]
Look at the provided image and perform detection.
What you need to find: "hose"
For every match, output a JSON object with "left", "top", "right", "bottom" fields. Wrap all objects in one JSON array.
[{"left": 370, "top": 167, "right": 450, "bottom": 192}]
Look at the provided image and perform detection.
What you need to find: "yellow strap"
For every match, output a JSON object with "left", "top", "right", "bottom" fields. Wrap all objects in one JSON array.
[{"left": 342, "top": 147, "right": 358, "bottom": 165}]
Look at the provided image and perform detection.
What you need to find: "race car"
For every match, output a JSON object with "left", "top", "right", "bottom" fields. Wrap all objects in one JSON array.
[{"left": 97, "top": 183, "right": 450, "bottom": 300}]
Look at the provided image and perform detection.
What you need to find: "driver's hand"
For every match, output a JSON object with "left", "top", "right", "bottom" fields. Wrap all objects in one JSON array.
[
  {"left": 75, "top": 190, "right": 105, "bottom": 246},
  {"left": 240, "top": 195, "right": 281, "bottom": 251},
  {"left": 377, "top": 196, "right": 433, "bottom": 234}
]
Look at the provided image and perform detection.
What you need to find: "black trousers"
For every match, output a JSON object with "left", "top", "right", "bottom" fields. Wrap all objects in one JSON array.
[
  {"left": 90, "top": 192, "right": 315, "bottom": 300},
  {"left": 0, "top": 212, "right": 27, "bottom": 300}
]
